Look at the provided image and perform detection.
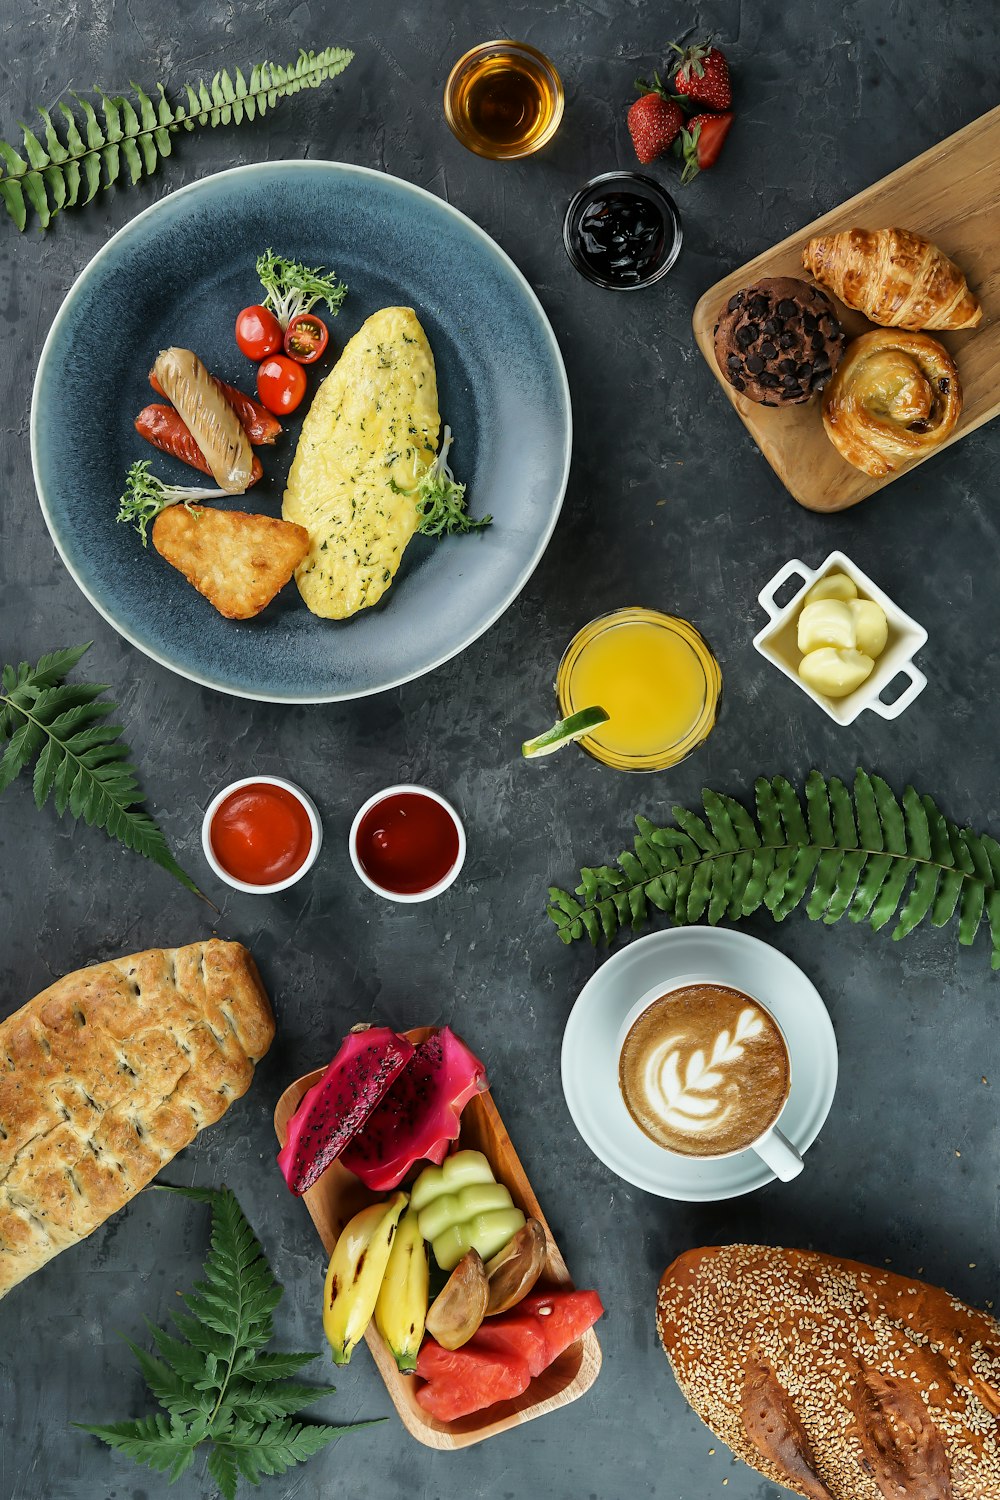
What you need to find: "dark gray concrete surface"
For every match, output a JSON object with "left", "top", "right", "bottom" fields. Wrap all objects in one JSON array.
[{"left": 2, "top": 3, "right": 999, "bottom": 1497}]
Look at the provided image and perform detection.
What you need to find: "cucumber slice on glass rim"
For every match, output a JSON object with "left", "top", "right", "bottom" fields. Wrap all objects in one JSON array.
[{"left": 522, "top": 706, "right": 610, "bottom": 759}]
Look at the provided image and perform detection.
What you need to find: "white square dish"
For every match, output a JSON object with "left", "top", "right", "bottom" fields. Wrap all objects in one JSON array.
[{"left": 752, "top": 551, "right": 928, "bottom": 726}]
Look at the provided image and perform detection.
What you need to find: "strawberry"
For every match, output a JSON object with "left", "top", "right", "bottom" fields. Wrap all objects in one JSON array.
[
  {"left": 678, "top": 111, "right": 734, "bottom": 184},
  {"left": 670, "top": 40, "right": 732, "bottom": 111},
  {"left": 628, "top": 73, "right": 684, "bottom": 165}
]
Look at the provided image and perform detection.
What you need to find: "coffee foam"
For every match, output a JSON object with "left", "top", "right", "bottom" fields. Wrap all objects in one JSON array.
[{"left": 618, "top": 984, "right": 789, "bottom": 1158}]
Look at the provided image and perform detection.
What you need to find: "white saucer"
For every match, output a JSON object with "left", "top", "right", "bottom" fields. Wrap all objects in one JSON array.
[{"left": 561, "top": 928, "right": 838, "bottom": 1201}]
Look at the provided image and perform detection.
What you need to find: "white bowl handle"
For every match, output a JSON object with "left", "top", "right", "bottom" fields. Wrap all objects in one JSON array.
[
  {"left": 757, "top": 559, "right": 813, "bottom": 621},
  {"left": 868, "top": 661, "right": 928, "bottom": 720}
]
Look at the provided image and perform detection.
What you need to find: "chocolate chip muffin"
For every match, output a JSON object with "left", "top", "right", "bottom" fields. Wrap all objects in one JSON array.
[{"left": 713, "top": 276, "right": 846, "bottom": 406}]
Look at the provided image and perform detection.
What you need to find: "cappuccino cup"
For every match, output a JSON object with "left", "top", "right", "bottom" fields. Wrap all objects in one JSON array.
[{"left": 616, "top": 974, "right": 803, "bottom": 1182}]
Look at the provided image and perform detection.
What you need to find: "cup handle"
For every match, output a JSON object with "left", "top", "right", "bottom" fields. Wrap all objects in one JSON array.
[
  {"left": 757, "top": 559, "right": 813, "bottom": 621},
  {"left": 752, "top": 1125, "right": 804, "bottom": 1182},
  {"left": 868, "top": 661, "right": 927, "bottom": 720}
]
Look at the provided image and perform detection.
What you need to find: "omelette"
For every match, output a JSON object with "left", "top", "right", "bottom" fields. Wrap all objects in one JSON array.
[{"left": 283, "top": 306, "right": 441, "bottom": 619}]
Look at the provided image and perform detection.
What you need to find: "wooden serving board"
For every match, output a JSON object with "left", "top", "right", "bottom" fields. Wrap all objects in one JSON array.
[
  {"left": 692, "top": 104, "right": 1000, "bottom": 511},
  {"left": 273, "top": 1027, "right": 602, "bottom": 1449}
]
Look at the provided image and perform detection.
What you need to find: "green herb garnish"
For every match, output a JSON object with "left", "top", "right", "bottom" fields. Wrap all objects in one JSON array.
[
  {"left": 393, "top": 426, "right": 492, "bottom": 538},
  {"left": 117, "top": 460, "right": 234, "bottom": 546},
  {"left": 0, "top": 49, "right": 354, "bottom": 232},
  {"left": 76, "top": 1186, "right": 382, "bottom": 1498},
  {"left": 548, "top": 769, "right": 1000, "bottom": 969},
  {"left": 0, "top": 642, "right": 202, "bottom": 897},
  {"left": 256, "top": 249, "right": 348, "bottom": 329}
]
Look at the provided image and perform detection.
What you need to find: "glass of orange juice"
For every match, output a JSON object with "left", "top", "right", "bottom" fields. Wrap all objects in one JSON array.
[{"left": 556, "top": 608, "right": 722, "bottom": 772}]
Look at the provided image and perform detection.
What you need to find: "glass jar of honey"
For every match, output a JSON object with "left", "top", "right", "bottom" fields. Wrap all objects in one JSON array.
[{"left": 444, "top": 41, "right": 564, "bottom": 159}]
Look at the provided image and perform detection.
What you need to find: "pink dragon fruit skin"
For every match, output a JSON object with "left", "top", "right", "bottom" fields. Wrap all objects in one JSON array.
[
  {"left": 277, "top": 1026, "right": 415, "bottom": 1196},
  {"left": 340, "top": 1027, "right": 488, "bottom": 1192}
]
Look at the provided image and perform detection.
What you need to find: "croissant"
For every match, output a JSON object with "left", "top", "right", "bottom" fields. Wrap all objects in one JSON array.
[
  {"left": 822, "top": 329, "right": 961, "bottom": 477},
  {"left": 802, "top": 227, "right": 982, "bottom": 330}
]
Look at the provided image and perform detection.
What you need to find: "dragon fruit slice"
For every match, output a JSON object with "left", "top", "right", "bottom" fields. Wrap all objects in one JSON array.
[
  {"left": 277, "top": 1025, "right": 415, "bottom": 1195},
  {"left": 341, "top": 1027, "right": 488, "bottom": 1192}
]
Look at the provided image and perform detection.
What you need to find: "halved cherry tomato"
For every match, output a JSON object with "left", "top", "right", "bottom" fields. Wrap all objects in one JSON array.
[
  {"left": 235, "top": 304, "right": 283, "bottom": 360},
  {"left": 284, "top": 313, "right": 329, "bottom": 364},
  {"left": 257, "top": 354, "right": 308, "bottom": 415}
]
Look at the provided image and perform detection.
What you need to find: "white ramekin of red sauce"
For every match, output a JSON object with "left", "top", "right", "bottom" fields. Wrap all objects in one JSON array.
[
  {"left": 202, "top": 775, "right": 322, "bottom": 894},
  {"left": 349, "top": 784, "right": 466, "bottom": 903}
]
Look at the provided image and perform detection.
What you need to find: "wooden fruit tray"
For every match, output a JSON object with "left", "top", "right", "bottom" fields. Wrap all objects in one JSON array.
[
  {"left": 273, "top": 1026, "right": 602, "bottom": 1449},
  {"left": 692, "top": 103, "right": 1000, "bottom": 511}
]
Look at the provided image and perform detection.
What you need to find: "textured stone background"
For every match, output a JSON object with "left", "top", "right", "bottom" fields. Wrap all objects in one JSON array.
[{"left": 1, "top": 3, "right": 999, "bottom": 1498}]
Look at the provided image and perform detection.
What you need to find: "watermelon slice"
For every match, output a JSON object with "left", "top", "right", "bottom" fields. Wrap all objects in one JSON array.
[
  {"left": 517, "top": 1289, "right": 605, "bottom": 1366},
  {"left": 414, "top": 1288, "right": 605, "bottom": 1422},
  {"left": 474, "top": 1314, "right": 550, "bottom": 1377},
  {"left": 415, "top": 1338, "right": 531, "bottom": 1422}
]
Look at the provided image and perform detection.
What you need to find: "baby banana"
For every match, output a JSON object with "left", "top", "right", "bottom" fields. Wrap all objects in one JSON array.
[
  {"left": 323, "top": 1190, "right": 408, "bottom": 1365},
  {"left": 375, "top": 1206, "right": 429, "bottom": 1373}
]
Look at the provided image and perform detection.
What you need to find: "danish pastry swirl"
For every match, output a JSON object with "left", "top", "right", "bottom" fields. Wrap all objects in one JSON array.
[{"left": 822, "top": 329, "right": 962, "bottom": 478}]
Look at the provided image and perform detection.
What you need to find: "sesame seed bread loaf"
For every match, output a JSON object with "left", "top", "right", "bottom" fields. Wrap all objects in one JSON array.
[
  {"left": 657, "top": 1245, "right": 1000, "bottom": 1500},
  {"left": 0, "top": 940, "right": 274, "bottom": 1298}
]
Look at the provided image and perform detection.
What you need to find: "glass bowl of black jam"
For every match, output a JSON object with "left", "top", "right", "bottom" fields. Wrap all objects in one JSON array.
[{"left": 563, "top": 172, "right": 682, "bottom": 291}]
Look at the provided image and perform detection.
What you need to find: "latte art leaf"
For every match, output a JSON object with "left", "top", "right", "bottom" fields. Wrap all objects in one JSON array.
[
  {"left": 644, "top": 1008, "right": 768, "bottom": 1137},
  {"left": 620, "top": 985, "right": 790, "bottom": 1157}
]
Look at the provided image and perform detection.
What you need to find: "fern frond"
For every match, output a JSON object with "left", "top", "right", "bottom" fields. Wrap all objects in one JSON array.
[
  {"left": 0, "top": 47, "right": 353, "bottom": 231},
  {"left": 548, "top": 769, "right": 1000, "bottom": 971},
  {"left": 0, "top": 642, "right": 203, "bottom": 897},
  {"left": 78, "top": 1186, "right": 382, "bottom": 1495}
]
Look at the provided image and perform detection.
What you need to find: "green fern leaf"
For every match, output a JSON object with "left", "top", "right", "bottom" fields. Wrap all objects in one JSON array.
[
  {"left": 894, "top": 861, "right": 940, "bottom": 938},
  {"left": 830, "top": 776, "right": 858, "bottom": 846},
  {"left": 707, "top": 853, "right": 734, "bottom": 923},
  {"left": 79, "top": 1186, "right": 382, "bottom": 1491},
  {"left": 960, "top": 878, "right": 986, "bottom": 945},
  {"left": 771, "top": 775, "right": 808, "bottom": 844},
  {"left": 0, "top": 46, "right": 353, "bottom": 229},
  {"left": 223, "top": 1379, "right": 339, "bottom": 1423},
  {"left": 37, "top": 107, "right": 68, "bottom": 162},
  {"left": 76, "top": 93, "right": 105, "bottom": 148},
  {"left": 241, "top": 1352, "right": 323, "bottom": 1382},
  {"left": 20, "top": 125, "right": 49, "bottom": 170},
  {"left": 805, "top": 770, "right": 834, "bottom": 843},
  {"left": 755, "top": 777, "right": 784, "bottom": 846},
  {"left": 0, "top": 139, "right": 27, "bottom": 173},
  {"left": 987, "top": 891, "right": 1000, "bottom": 970},
  {"left": 102, "top": 141, "right": 121, "bottom": 186},
  {"left": 80, "top": 149, "right": 102, "bottom": 203},
  {"left": 0, "top": 178, "right": 25, "bottom": 229},
  {"left": 847, "top": 852, "right": 893, "bottom": 923},
  {"left": 75, "top": 1415, "right": 196, "bottom": 1483},
  {"left": 22, "top": 170, "right": 50, "bottom": 226},
  {"left": 0, "top": 643, "right": 203, "bottom": 897},
  {"left": 822, "top": 850, "right": 867, "bottom": 923},
  {"left": 125, "top": 1340, "right": 210, "bottom": 1421},
  {"left": 726, "top": 849, "right": 755, "bottom": 919},
  {"left": 548, "top": 769, "right": 1000, "bottom": 971},
  {"left": 57, "top": 101, "right": 86, "bottom": 154}
]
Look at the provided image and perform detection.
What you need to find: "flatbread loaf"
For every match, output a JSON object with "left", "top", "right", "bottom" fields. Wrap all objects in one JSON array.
[
  {"left": 657, "top": 1244, "right": 1000, "bottom": 1500},
  {"left": 0, "top": 940, "right": 274, "bottom": 1297}
]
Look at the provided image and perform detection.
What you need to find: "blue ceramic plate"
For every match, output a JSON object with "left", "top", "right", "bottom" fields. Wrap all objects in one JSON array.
[{"left": 31, "top": 162, "right": 571, "bottom": 702}]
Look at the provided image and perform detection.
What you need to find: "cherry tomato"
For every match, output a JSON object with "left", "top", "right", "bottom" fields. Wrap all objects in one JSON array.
[
  {"left": 257, "top": 354, "right": 308, "bottom": 415},
  {"left": 284, "top": 313, "right": 329, "bottom": 364},
  {"left": 235, "top": 304, "right": 283, "bottom": 360}
]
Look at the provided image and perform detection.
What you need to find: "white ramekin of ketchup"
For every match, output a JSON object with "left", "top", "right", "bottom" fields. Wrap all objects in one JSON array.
[
  {"left": 202, "top": 775, "right": 322, "bottom": 894},
  {"left": 349, "top": 784, "right": 466, "bottom": 903}
]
